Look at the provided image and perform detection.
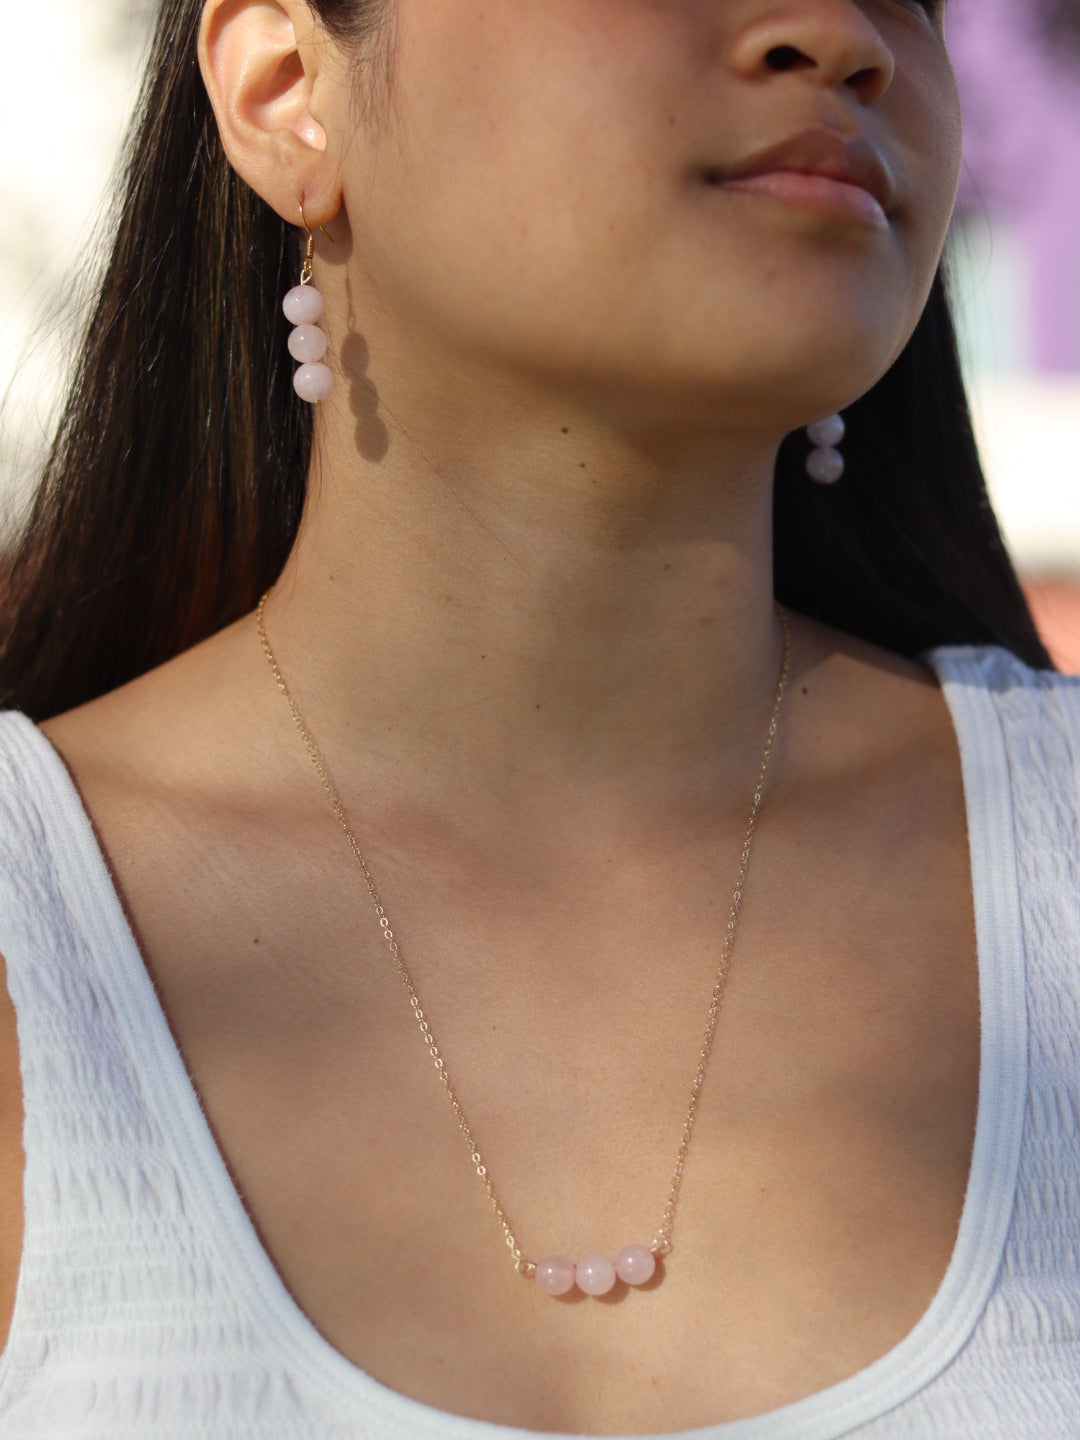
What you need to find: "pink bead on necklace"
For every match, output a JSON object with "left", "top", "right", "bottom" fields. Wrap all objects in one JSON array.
[{"left": 535, "top": 1246, "right": 656, "bottom": 1296}]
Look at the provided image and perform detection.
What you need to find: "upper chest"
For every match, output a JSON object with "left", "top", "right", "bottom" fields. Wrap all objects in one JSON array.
[{"left": 43, "top": 701, "right": 983, "bottom": 1434}]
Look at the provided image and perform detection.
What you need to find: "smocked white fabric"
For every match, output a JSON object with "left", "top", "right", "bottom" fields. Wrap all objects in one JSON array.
[{"left": 0, "top": 645, "right": 1078, "bottom": 1438}]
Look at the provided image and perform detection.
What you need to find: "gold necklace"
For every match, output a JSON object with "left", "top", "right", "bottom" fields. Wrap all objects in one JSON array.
[{"left": 256, "top": 591, "right": 791, "bottom": 1298}]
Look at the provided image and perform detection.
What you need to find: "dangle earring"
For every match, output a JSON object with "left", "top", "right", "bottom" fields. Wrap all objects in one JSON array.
[
  {"left": 805, "top": 413, "right": 845, "bottom": 485},
  {"left": 283, "top": 199, "right": 334, "bottom": 403}
]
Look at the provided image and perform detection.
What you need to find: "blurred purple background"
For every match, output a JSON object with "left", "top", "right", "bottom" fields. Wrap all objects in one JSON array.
[{"left": 947, "top": 0, "right": 1080, "bottom": 373}]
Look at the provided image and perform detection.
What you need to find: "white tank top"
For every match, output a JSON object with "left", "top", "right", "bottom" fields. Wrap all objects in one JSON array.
[{"left": 0, "top": 644, "right": 1078, "bottom": 1439}]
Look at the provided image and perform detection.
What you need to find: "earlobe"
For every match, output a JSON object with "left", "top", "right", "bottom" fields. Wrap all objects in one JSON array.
[{"left": 197, "top": 0, "right": 342, "bottom": 225}]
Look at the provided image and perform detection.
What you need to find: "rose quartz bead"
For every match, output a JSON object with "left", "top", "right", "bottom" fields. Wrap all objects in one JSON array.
[
  {"left": 535, "top": 1255, "right": 576, "bottom": 1296},
  {"left": 806, "top": 413, "right": 845, "bottom": 448},
  {"left": 614, "top": 1244, "right": 656, "bottom": 1286},
  {"left": 282, "top": 284, "right": 325, "bottom": 325},
  {"left": 806, "top": 446, "right": 845, "bottom": 484},
  {"left": 575, "top": 1254, "right": 616, "bottom": 1296},
  {"left": 293, "top": 361, "right": 335, "bottom": 403},
  {"left": 288, "top": 324, "right": 328, "bottom": 363}
]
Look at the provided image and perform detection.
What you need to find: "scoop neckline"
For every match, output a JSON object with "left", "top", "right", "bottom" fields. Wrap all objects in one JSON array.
[{"left": 10, "top": 645, "right": 1028, "bottom": 1439}]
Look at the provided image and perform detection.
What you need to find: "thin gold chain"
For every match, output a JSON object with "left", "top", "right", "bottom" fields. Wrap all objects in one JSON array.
[{"left": 256, "top": 591, "right": 791, "bottom": 1276}]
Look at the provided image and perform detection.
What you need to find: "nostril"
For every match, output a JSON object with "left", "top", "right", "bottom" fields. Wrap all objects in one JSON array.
[{"left": 766, "top": 45, "right": 809, "bottom": 71}]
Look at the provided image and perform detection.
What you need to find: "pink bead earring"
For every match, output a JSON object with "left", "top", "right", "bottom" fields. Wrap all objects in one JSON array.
[
  {"left": 805, "top": 413, "right": 845, "bottom": 484},
  {"left": 282, "top": 199, "right": 334, "bottom": 404}
]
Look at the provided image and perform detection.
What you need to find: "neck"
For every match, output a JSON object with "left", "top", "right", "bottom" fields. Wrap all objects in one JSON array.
[{"left": 264, "top": 386, "right": 789, "bottom": 831}]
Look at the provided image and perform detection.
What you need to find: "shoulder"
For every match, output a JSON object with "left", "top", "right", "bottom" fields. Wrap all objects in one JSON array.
[
  {"left": 923, "top": 643, "right": 1080, "bottom": 773},
  {"left": 30, "top": 613, "right": 291, "bottom": 973},
  {"left": 0, "top": 607, "right": 262, "bottom": 957},
  {"left": 785, "top": 622, "right": 1080, "bottom": 844},
  {"left": 38, "top": 607, "right": 267, "bottom": 795},
  {"left": 33, "top": 611, "right": 276, "bottom": 894}
]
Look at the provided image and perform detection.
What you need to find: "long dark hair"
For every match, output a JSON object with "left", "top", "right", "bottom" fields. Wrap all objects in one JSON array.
[{"left": 0, "top": 0, "right": 1052, "bottom": 722}]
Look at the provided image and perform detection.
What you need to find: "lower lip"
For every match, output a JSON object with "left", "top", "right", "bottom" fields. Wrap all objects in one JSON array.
[{"left": 717, "top": 171, "right": 889, "bottom": 229}]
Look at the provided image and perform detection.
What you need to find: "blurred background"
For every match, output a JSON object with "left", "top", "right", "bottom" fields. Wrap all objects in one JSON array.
[{"left": 2, "top": 0, "right": 1079, "bottom": 663}]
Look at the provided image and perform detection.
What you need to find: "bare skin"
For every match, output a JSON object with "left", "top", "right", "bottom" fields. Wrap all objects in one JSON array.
[{"left": 0, "top": 0, "right": 979, "bottom": 1432}]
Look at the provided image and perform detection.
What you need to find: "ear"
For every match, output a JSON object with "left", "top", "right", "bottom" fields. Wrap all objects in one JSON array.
[{"left": 198, "top": 0, "right": 344, "bottom": 228}]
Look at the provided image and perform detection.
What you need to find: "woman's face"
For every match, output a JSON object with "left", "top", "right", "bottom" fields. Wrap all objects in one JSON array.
[{"left": 329, "top": 0, "right": 961, "bottom": 431}]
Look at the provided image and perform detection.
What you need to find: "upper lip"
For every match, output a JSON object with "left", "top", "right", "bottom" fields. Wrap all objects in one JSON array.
[{"left": 717, "top": 127, "right": 896, "bottom": 214}]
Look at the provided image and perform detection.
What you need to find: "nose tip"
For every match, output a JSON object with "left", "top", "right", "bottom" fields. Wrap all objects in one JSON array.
[{"left": 728, "top": 5, "right": 896, "bottom": 105}]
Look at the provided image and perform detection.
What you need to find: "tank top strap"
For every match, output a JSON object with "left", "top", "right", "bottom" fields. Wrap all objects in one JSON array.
[
  {"left": 0, "top": 710, "right": 173, "bottom": 1233},
  {"left": 0, "top": 710, "right": 256, "bottom": 1430}
]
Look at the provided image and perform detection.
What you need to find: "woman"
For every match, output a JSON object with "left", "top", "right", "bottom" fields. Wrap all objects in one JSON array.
[{"left": 0, "top": 0, "right": 1076, "bottom": 1434}]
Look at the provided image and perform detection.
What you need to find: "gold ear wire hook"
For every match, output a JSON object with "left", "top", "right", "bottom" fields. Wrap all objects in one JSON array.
[
  {"left": 298, "top": 197, "right": 334, "bottom": 241},
  {"left": 298, "top": 196, "right": 335, "bottom": 286}
]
